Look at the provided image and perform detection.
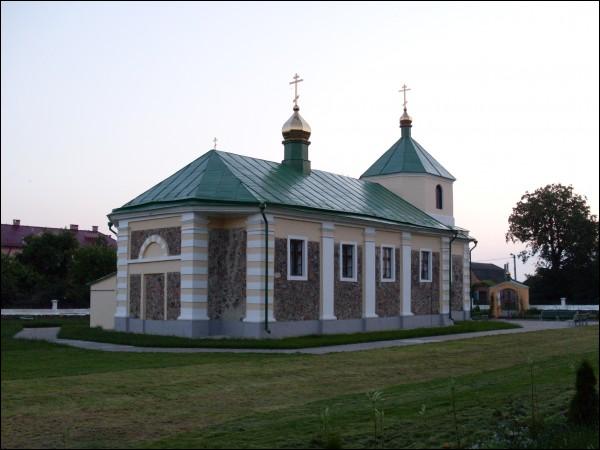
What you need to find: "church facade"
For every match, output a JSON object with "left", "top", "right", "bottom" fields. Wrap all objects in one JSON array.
[{"left": 107, "top": 81, "right": 474, "bottom": 338}]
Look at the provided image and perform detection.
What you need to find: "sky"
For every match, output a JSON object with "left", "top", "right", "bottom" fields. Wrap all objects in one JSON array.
[{"left": 2, "top": 1, "right": 598, "bottom": 280}]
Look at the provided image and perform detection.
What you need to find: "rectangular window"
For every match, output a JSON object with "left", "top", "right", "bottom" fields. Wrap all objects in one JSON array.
[
  {"left": 340, "top": 243, "right": 357, "bottom": 281},
  {"left": 420, "top": 250, "right": 432, "bottom": 282},
  {"left": 287, "top": 237, "right": 307, "bottom": 280},
  {"left": 290, "top": 239, "right": 303, "bottom": 276},
  {"left": 381, "top": 246, "right": 395, "bottom": 281}
]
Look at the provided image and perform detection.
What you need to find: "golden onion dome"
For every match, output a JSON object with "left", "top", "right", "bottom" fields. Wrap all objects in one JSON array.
[
  {"left": 282, "top": 105, "right": 311, "bottom": 141},
  {"left": 400, "top": 107, "right": 412, "bottom": 127}
]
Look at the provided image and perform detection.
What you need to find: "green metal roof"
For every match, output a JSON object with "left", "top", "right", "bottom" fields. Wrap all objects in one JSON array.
[
  {"left": 113, "top": 150, "right": 451, "bottom": 231},
  {"left": 360, "top": 135, "right": 455, "bottom": 180}
]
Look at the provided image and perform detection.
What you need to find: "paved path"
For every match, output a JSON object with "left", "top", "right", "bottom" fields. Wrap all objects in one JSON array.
[{"left": 14, "top": 320, "right": 594, "bottom": 355}]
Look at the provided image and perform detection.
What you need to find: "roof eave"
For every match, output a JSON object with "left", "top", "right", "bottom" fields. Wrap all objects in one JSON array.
[
  {"left": 108, "top": 198, "right": 454, "bottom": 234},
  {"left": 361, "top": 170, "right": 456, "bottom": 182}
]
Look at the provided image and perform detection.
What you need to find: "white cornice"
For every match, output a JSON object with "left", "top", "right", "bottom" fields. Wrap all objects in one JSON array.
[{"left": 109, "top": 204, "right": 466, "bottom": 239}]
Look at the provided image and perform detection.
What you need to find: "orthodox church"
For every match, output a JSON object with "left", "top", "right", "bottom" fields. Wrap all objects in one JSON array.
[{"left": 103, "top": 77, "right": 474, "bottom": 338}]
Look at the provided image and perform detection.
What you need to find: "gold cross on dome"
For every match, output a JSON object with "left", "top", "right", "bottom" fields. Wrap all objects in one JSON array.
[
  {"left": 399, "top": 83, "right": 411, "bottom": 109},
  {"left": 213, "top": 137, "right": 217, "bottom": 150},
  {"left": 289, "top": 73, "right": 304, "bottom": 107}
]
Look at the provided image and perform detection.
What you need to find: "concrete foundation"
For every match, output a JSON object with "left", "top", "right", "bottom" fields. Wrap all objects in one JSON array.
[
  {"left": 451, "top": 310, "right": 471, "bottom": 321},
  {"left": 115, "top": 314, "right": 453, "bottom": 339}
]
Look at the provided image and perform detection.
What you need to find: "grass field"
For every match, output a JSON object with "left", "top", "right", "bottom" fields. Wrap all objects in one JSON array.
[{"left": 1, "top": 319, "right": 598, "bottom": 448}]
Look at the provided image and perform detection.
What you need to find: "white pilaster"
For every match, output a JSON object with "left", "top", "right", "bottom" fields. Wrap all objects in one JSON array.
[
  {"left": 463, "top": 242, "right": 471, "bottom": 311},
  {"left": 363, "top": 227, "right": 378, "bottom": 318},
  {"left": 115, "top": 220, "right": 129, "bottom": 318},
  {"left": 178, "top": 213, "right": 209, "bottom": 320},
  {"left": 244, "top": 213, "right": 275, "bottom": 323},
  {"left": 401, "top": 232, "right": 413, "bottom": 316},
  {"left": 320, "top": 222, "right": 336, "bottom": 320},
  {"left": 441, "top": 236, "right": 450, "bottom": 314}
]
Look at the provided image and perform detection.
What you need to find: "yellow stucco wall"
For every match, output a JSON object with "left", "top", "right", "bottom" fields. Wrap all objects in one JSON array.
[
  {"left": 90, "top": 274, "right": 117, "bottom": 329},
  {"left": 272, "top": 216, "right": 457, "bottom": 255},
  {"left": 375, "top": 230, "right": 401, "bottom": 246},
  {"left": 129, "top": 216, "right": 181, "bottom": 231},
  {"left": 274, "top": 217, "right": 321, "bottom": 241},
  {"left": 143, "top": 242, "right": 164, "bottom": 258},
  {"left": 364, "top": 174, "right": 454, "bottom": 218},
  {"left": 128, "top": 260, "right": 181, "bottom": 275},
  {"left": 334, "top": 225, "right": 364, "bottom": 243},
  {"left": 452, "top": 241, "right": 466, "bottom": 254},
  {"left": 488, "top": 281, "right": 530, "bottom": 317},
  {"left": 411, "top": 234, "right": 441, "bottom": 252},
  {"left": 209, "top": 216, "right": 248, "bottom": 229}
]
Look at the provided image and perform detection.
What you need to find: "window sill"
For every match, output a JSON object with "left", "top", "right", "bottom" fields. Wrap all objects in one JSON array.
[{"left": 288, "top": 276, "right": 308, "bottom": 281}]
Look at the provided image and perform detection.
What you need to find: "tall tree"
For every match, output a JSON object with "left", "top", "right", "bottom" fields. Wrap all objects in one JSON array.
[
  {"left": 0, "top": 253, "right": 41, "bottom": 307},
  {"left": 16, "top": 230, "right": 80, "bottom": 301},
  {"left": 507, "top": 184, "right": 599, "bottom": 303},
  {"left": 67, "top": 240, "right": 117, "bottom": 305},
  {"left": 506, "top": 184, "right": 598, "bottom": 271}
]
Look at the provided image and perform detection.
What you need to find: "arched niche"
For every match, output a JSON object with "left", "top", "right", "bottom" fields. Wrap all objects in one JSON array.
[{"left": 138, "top": 234, "right": 169, "bottom": 259}]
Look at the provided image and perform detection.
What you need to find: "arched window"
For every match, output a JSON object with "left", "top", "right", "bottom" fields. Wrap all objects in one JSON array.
[{"left": 435, "top": 185, "right": 443, "bottom": 210}]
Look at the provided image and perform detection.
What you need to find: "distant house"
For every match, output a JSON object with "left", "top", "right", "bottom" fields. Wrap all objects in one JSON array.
[
  {"left": 471, "top": 263, "right": 508, "bottom": 301},
  {"left": 1, "top": 219, "right": 117, "bottom": 255},
  {"left": 471, "top": 262, "right": 529, "bottom": 317}
]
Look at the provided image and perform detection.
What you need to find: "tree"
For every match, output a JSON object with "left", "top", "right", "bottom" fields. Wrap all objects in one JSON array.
[
  {"left": 67, "top": 241, "right": 117, "bottom": 305},
  {"left": 0, "top": 254, "right": 41, "bottom": 307},
  {"left": 506, "top": 184, "right": 598, "bottom": 272},
  {"left": 16, "top": 230, "right": 80, "bottom": 302},
  {"left": 507, "top": 184, "right": 599, "bottom": 303},
  {"left": 568, "top": 360, "right": 599, "bottom": 426}
]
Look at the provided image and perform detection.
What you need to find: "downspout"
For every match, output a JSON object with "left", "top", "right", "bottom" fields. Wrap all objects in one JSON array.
[
  {"left": 448, "top": 231, "right": 459, "bottom": 322},
  {"left": 259, "top": 203, "right": 271, "bottom": 334},
  {"left": 108, "top": 221, "right": 117, "bottom": 236},
  {"left": 469, "top": 240, "right": 478, "bottom": 316}
]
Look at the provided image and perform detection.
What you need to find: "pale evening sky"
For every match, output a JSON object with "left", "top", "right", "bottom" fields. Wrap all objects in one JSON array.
[{"left": 1, "top": 1, "right": 598, "bottom": 279}]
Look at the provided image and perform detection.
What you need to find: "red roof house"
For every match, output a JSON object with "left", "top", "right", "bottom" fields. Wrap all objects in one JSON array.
[{"left": 1, "top": 219, "right": 117, "bottom": 255}]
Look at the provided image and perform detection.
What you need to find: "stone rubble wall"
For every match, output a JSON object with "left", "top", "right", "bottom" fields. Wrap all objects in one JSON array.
[
  {"left": 166, "top": 272, "right": 181, "bottom": 320},
  {"left": 130, "top": 227, "right": 181, "bottom": 259},
  {"left": 144, "top": 273, "right": 165, "bottom": 320},
  {"left": 411, "top": 251, "right": 441, "bottom": 315},
  {"left": 208, "top": 228, "right": 247, "bottom": 320},
  {"left": 451, "top": 254, "right": 464, "bottom": 311},
  {"left": 274, "top": 239, "right": 320, "bottom": 321},
  {"left": 129, "top": 274, "right": 141, "bottom": 319},
  {"left": 375, "top": 247, "right": 401, "bottom": 317},
  {"left": 334, "top": 245, "right": 363, "bottom": 319}
]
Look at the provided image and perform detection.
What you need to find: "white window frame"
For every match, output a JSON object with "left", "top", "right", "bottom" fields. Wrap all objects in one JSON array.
[
  {"left": 339, "top": 241, "right": 358, "bottom": 282},
  {"left": 287, "top": 236, "right": 308, "bottom": 281},
  {"left": 419, "top": 249, "right": 433, "bottom": 282},
  {"left": 380, "top": 245, "right": 396, "bottom": 282}
]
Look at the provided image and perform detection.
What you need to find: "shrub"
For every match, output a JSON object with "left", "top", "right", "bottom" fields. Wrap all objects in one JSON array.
[
  {"left": 567, "top": 360, "right": 599, "bottom": 426},
  {"left": 314, "top": 407, "right": 343, "bottom": 449},
  {"left": 484, "top": 402, "right": 534, "bottom": 449},
  {"left": 366, "top": 390, "right": 385, "bottom": 447}
]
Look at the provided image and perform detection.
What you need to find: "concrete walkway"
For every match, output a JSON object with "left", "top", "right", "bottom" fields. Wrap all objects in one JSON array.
[{"left": 14, "top": 320, "right": 594, "bottom": 355}]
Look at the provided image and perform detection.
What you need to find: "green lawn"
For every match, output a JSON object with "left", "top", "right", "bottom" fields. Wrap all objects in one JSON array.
[
  {"left": 48, "top": 317, "right": 522, "bottom": 349},
  {"left": 1, "top": 319, "right": 598, "bottom": 448}
]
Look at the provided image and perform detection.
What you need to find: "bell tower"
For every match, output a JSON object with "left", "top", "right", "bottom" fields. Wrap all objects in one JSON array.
[{"left": 360, "top": 85, "right": 456, "bottom": 226}]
